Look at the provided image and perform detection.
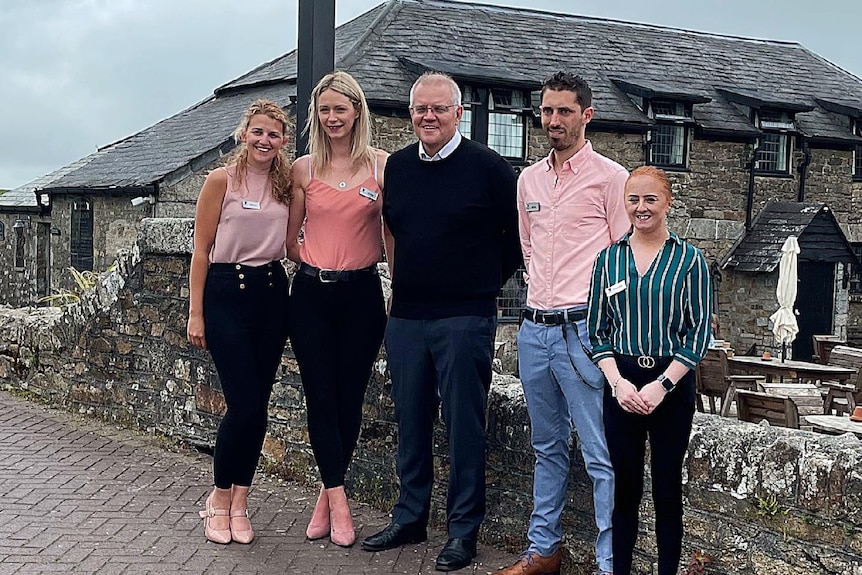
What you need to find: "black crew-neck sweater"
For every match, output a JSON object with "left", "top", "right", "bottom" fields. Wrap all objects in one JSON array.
[{"left": 383, "top": 138, "right": 522, "bottom": 319}]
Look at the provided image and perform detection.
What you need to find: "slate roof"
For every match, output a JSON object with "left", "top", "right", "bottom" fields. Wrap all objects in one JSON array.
[
  {"left": 0, "top": 154, "right": 101, "bottom": 210},
  {"left": 721, "top": 201, "right": 860, "bottom": 273},
  {"left": 40, "top": 85, "right": 294, "bottom": 193},
  {"left": 37, "top": 0, "right": 862, "bottom": 194}
]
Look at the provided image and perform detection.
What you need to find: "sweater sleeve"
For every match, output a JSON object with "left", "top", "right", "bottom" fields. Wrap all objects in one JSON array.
[{"left": 494, "top": 157, "right": 523, "bottom": 285}]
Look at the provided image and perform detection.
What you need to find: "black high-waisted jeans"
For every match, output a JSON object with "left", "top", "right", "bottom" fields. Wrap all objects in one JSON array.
[
  {"left": 604, "top": 353, "right": 696, "bottom": 575},
  {"left": 204, "top": 261, "right": 289, "bottom": 489},
  {"left": 288, "top": 268, "right": 386, "bottom": 488}
]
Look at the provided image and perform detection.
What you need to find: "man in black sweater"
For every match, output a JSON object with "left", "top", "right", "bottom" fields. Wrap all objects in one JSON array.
[{"left": 361, "top": 72, "right": 521, "bottom": 571}]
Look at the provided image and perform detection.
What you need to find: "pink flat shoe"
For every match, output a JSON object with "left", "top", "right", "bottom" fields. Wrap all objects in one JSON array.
[
  {"left": 199, "top": 494, "right": 231, "bottom": 544},
  {"left": 230, "top": 508, "right": 254, "bottom": 544}
]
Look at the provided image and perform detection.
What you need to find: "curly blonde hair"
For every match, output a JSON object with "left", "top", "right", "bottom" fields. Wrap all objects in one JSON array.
[
  {"left": 304, "top": 71, "right": 375, "bottom": 177},
  {"left": 226, "top": 99, "right": 292, "bottom": 204}
]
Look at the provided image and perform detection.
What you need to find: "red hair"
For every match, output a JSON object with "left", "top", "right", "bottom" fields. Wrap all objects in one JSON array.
[{"left": 627, "top": 166, "right": 672, "bottom": 200}]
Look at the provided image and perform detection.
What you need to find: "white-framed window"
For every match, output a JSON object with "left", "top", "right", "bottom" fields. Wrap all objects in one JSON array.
[
  {"left": 459, "top": 84, "right": 530, "bottom": 162},
  {"left": 648, "top": 100, "right": 691, "bottom": 168},
  {"left": 755, "top": 109, "right": 795, "bottom": 174}
]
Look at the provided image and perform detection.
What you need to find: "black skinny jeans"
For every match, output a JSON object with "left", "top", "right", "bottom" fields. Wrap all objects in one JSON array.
[
  {"left": 204, "top": 262, "right": 289, "bottom": 489},
  {"left": 604, "top": 354, "right": 696, "bottom": 575},
  {"left": 288, "top": 269, "right": 386, "bottom": 488}
]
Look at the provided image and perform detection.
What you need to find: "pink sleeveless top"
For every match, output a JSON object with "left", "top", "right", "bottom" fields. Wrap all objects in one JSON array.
[
  {"left": 209, "top": 165, "right": 290, "bottom": 266},
  {"left": 299, "top": 160, "right": 383, "bottom": 270}
]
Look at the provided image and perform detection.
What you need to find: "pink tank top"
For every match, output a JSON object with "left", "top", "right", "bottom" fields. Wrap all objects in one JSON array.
[
  {"left": 209, "top": 165, "right": 290, "bottom": 266},
  {"left": 300, "top": 162, "right": 383, "bottom": 270}
]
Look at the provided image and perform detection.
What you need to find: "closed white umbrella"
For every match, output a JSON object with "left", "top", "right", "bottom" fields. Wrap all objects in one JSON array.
[{"left": 769, "top": 235, "right": 800, "bottom": 361}]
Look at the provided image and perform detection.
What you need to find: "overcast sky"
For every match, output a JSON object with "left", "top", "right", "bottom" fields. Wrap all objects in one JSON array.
[{"left": 1, "top": 0, "right": 859, "bottom": 190}]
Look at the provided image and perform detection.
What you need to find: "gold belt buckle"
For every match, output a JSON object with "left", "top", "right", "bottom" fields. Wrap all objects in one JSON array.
[{"left": 637, "top": 356, "right": 656, "bottom": 369}]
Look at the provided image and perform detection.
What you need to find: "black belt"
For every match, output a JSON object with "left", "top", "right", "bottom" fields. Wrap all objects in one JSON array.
[
  {"left": 523, "top": 307, "right": 587, "bottom": 325},
  {"left": 298, "top": 262, "right": 377, "bottom": 283}
]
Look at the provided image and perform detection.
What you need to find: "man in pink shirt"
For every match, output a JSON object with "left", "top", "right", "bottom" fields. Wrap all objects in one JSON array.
[{"left": 493, "top": 72, "right": 629, "bottom": 575}]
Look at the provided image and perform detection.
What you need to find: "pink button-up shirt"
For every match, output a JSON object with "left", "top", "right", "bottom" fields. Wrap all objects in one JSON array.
[{"left": 518, "top": 141, "right": 630, "bottom": 309}]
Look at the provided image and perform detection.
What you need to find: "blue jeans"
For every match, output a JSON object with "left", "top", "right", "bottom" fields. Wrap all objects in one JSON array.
[{"left": 517, "top": 316, "right": 614, "bottom": 573}]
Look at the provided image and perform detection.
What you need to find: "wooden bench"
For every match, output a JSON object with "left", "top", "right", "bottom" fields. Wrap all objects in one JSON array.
[
  {"left": 812, "top": 334, "right": 844, "bottom": 364},
  {"left": 695, "top": 348, "right": 765, "bottom": 416},
  {"left": 736, "top": 389, "right": 800, "bottom": 429},
  {"left": 821, "top": 345, "right": 862, "bottom": 415}
]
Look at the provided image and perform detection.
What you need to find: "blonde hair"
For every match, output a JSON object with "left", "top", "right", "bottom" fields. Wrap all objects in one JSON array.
[
  {"left": 304, "top": 71, "right": 374, "bottom": 176},
  {"left": 628, "top": 165, "right": 673, "bottom": 200},
  {"left": 226, "top": 99, "right": 292, "bottom": 205}
]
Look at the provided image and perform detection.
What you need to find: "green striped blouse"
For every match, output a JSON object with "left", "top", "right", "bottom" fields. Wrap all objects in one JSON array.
[{"left": 587, "top": 231, "right": 712, "bottom": 370}]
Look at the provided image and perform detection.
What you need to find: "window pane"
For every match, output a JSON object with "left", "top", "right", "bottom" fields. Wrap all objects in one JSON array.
[
  {"left": 855, "top": 145, "right": 862, "bottom": 178},
  {"left": 757, "top": 133, "right": 788, "bottom": 172},
  {"left": 488, "top": 112, "right": 524, "bottom": 158},
  {"left": 70, "top": 198, "right": 94, "bottom": 271},
  {"left": 497, "top": 267, "right": 527, "bottom": 322},
  {"left": 459, "top": 108, "right": 472, "bottom": 139},
  {"left": 650, "top": 124, "right": 685, "bottom": 166}
]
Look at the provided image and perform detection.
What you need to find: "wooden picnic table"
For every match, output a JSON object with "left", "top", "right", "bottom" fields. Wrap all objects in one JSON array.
[
  {"left": 728, "top": 356, "right": 855, "bottom": 385},
  {"left": 804, "top": 415, "right": 862, "bottom": 438}
]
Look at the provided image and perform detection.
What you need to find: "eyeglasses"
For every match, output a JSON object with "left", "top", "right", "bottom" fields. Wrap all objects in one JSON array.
[{"left": 409, "top": 104, "right": 457, "bottom": 116}]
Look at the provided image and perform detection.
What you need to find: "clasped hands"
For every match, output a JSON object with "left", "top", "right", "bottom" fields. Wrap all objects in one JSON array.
[{"left": 615, "top": 378, "right": 666, "bottom": 415}]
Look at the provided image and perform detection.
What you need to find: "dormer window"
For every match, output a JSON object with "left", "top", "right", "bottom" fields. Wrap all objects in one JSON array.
[
  {"left": 647, "top": 100, "right": 692, "bottom": 169},
  {"left": 755, "top": 109, "right": 795, "bottom": 174},
  {"left": 459, "top": 84, "right": 530, "bottom": 163}
]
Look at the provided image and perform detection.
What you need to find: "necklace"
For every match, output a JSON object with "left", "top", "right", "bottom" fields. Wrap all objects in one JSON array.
[{"left": 338, "top": 181, "right": 347, "bottom": 189}]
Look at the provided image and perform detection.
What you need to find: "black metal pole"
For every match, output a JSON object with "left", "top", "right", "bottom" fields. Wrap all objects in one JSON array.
[{"left": 296, "top": 0, "right": 335, "bottom": 157}]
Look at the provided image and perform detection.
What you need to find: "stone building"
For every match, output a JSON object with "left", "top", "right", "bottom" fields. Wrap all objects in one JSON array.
[{"left": 4, "top": 0, "right": 862, "bottom": 353}]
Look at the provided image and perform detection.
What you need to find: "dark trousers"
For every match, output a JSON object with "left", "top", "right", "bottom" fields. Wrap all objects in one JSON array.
[
  {"left": 604, "top": 355, "right": 696, "bottom": 575},
  {"left": 204, "top": 262, "right": 289, "bottom": 489},
  {"left": 385, "top": 315, "right": 495, "bottom": 539},
  {"left": 288, "top": 271, "right": 386, "bottom": 488}
]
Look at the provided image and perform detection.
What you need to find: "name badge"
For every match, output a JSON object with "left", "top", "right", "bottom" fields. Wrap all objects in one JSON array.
[
  {"left": 525, "top": 201, "right": 540, "bottom": 212},
  {"left": 359, "top": 187, "right": 379, "bottom": 201},
  {"left": 605, "top": 280, "right": 626, "bottom": 298},
  {"left": 241, "top": 200, "right": 261, "bottom": 210}
]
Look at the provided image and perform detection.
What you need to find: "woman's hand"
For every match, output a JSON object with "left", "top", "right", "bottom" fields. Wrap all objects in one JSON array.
[
  {"left": 638, "top": 381, "right": 667, "bottom": 413},
  {"left": 616, "top": 379, "right": 650, "bottom": 415},
  {"left": 187, "top": 314, "right": 207, "bottom": 350}
]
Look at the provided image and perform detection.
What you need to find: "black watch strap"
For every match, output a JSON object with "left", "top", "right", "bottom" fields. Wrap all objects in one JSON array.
[{"left": 657, "top": 374, "right": 675, "bottom": 392}]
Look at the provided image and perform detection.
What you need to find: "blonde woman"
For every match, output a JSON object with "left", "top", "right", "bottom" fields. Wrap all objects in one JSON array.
[
  {"left": 286, "top": 71, "right": 389, "bottom": 548},
  {"left": 188, "top": 99, "right": 292, "bottom": 544}
]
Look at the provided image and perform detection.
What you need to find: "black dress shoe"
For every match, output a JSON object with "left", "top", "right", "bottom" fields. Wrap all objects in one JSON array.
[
  {"left": 435, "top": 537, "right": 477, "bottom": 571},
  {"left": 360, "top": 522, "right": 427, "bottom": 552}
]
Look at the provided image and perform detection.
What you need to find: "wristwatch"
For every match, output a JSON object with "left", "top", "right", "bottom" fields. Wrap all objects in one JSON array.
[{"left": 656, "top": 374, "right": 675, "bottom": 392}]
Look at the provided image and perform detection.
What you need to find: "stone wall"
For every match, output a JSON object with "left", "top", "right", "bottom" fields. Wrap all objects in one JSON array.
[
  {"left": 50, "top": 194, "right": 154, "bottom": 293},
  {"left": 0, "top": 213, "right": 51, "bottom": 306},
  {"left": 1, "top": 218, "right": 862, "bottom": 574}
]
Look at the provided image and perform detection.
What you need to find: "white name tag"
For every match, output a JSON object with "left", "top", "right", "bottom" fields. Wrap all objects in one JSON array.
[
  {"left": 605, "top": 280, "right": 626, "bottom": 298},
  {"left": 359, "top": 187, "right": 379, "bottom": 201},
  {"left": 525, "top": 201, "right": 540, "bottom": 212},
  {"left": 241, "top": 200, "right": 261, "bottom": 210}
]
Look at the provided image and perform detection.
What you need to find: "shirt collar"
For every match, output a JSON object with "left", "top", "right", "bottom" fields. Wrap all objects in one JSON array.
[
  {"left": 619, "top": 230, "right": 683, "bottom": 245},
  {"left": 542, "top": 140, "right": 594, "bottom": 173},
  {"left": 419, "top": 131, "right": 462, "bottom": 161}
]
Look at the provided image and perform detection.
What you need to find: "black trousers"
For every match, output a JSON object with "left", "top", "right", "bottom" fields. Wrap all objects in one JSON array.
[
  {"left": 288, "top": 271, "right": 386, "bottom": 488},
  {"left": 604, "top": 354, "right": 696, "bottom": 575},
  {"left": 204, "top": 262, "right": 289, "bottom": 489},
  {"left": 385, "top": 315, "right": 495, "bottom": 539}
]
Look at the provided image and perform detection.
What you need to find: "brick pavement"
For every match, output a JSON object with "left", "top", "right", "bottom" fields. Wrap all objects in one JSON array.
[{"left": 0, "top": 390, "right": 518, "bottom": 575}]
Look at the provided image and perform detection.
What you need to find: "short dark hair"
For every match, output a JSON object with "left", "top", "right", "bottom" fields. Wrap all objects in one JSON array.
[{"left": 541, "top": 71, "right": 592, "bottom": 110}]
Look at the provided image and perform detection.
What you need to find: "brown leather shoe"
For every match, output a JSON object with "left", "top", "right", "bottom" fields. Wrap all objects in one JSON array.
[{"left": 492, "top": 549, "right": 562, "bottom": 575}]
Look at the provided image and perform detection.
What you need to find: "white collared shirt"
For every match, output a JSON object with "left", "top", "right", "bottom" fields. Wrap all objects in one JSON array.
[{"left": 418, "top": 130, "right": 462, "bottom": 162}]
